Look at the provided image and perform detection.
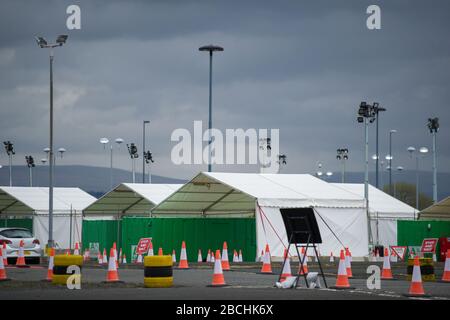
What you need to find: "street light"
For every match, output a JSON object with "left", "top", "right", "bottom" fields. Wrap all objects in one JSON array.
[
  {"left": 100, "top": 138, "right": 124, "bottom": 190},
  {"left": 427, "top": 118, "right": 439, "bottom": 203},
  {"left": 199, "top": 44, "right": 224, "bottom": 173},
  {"left": 127, "top": 143, "right": 139, "bottom": 183},
  {"left": 407, "top": 146, "right": 429, "bottom": 210},
  {"left": 144, "top": 150, "right": 154, "bottom": 183},
  {"left": 35, "top": 34, "right": 68, "bottom": 249},
  {"left": 58, "top": 148, "right": 66, "bottom": 158},
  {"left": 3, "top": 141, "right": 15, "bottom": 186},
  {"left": 357, "top": 101, "right": 377, "bottom": 248},
  {"left": 142, "top": 120, "right": 150, "bottom": 183},
  {"left": 394, "top": 166, "right": 404, "bottom": 198},
  {"left": 336, "top": 148, "right": 349, "bottom": 183},
  {"left": 41, "top": 158, "right": 47, "bottom": 165},
  {"left": 388, "top": 129, "right": 397, "bottom": 195},
  {"left": 25, "top": 156, "right": 35, "bottom": 187}
]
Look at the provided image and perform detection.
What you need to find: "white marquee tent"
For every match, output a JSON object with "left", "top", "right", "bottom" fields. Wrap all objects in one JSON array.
[
  {"left": 83, "top": 183, "right": 183, "bottom": 219},
  {"left": 0, "top": 187, "right": 96, "bottom": 249},
  {"left": 332, "top": 183, "right": 417, "bottom": 248},
  {"left": 152, "top": 172, "right": 370, "bottom": 258}
]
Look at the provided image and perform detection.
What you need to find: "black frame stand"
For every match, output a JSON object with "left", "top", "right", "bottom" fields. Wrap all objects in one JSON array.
[{"left": 277, "top": 215, "right": 328, "bottom": 289}]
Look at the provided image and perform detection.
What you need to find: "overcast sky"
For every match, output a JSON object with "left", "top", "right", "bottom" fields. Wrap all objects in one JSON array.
[{"left": 0, "top": 0, "right": 449, "bottom": 180}]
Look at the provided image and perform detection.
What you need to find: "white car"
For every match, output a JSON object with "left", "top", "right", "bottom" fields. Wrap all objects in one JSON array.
[{"left": 0, "top": 228, "right": 42, "bottom": 264}]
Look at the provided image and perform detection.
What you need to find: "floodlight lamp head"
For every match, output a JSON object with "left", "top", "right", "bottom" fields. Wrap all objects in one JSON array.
[
  {"left": 56, "top": 35, "right": 68, "bottom": 45},
  {"left": 419, "top": 147, "right": 429, "bottom": 154},
  {"left": 35, "top": 36, "right": 47, "bottom": 48}
]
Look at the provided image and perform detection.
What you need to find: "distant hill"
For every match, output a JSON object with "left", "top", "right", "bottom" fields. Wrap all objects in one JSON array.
[
  {"left": 0, "top": 165, "right": 186, "bottom": 197},
  {"left": 0, "top": 165, "right": 448, "bottom": 201}
]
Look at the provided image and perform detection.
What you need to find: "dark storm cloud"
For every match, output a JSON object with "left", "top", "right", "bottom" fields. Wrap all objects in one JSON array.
[{"left": 0, "top": 0, "right": 449, "bottom": 180}]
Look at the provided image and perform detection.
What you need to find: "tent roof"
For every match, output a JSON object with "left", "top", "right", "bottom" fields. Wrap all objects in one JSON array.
[
  {"left": 331, "top": 183, "right": 418, "bottom": 219},
  {"left": 152, "top": 172, "right": 365, "bottom": 217},
  {"left": 0, "top": 187, "right": 97, "bottom": 215},
  {"left": 83, "top": 183, "right": 183, "bottom": 217},
  {"left": 419, "top": 196, "right": 450, "bottom": 221}
]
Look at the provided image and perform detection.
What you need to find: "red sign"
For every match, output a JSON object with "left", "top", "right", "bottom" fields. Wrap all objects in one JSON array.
[
  {"left": 136, "top": 238, "right": 152, "bottom": 255},
  {"left": 420, "top": 238, "right": 438, "bottom": 253},
  {"left": 390, "top": 246, "right": 407, "bottom": 260}
]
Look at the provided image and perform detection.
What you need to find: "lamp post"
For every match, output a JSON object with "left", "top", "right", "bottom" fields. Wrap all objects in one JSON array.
[
  {"left": 408, "top": 146, "right": 429, "bottom": 210},
  {"left": 100, "top": 138, "right": 123, "bottom": 189},
  {"left": 357, "top": 102, "right": 377, "bottom": 248},
  {"left": 199, "top": 44, "right": 224, "bottom": 173},
  {"left": 336, "top": 148, "right": 349, "bottom": 183},
  {"left": 35, "top": 34, "right": 68, "bottom": 249},
  {"left": 387, "top": 129, "right": 397, "bottom": 195},
  {"left": 144, "top": 150, "right": 154, "bottom": 183},
  {"left": 127, "top": 143, "right": 139, "bottom": 183},
  {"left": 25, "top": 156, "right": 35, "bottom": 187},
  {"left": 3, "top": 141, "right": 14, "bottom": 186},
  {"left": 427, "top": 118, "right": 439, "bottom": 203},
  {"left": 142, "top": 121, "right": 150, "bottom": 183},
  {"left": 394, "top": 166, "right": 404, "bottom": 198}
]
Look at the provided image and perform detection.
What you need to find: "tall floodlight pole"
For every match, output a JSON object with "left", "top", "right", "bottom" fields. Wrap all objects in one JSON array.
[
  {"left": 387, "top": 129, "right": 397, "bottom": 195},
  {"left": 3, "top": 141, "right": 15, "bottom": 186},
  {"left": 144, "top": 150, "right": 154, "bottom": 183},
  {"left": 408, "top": 146, "right": 429, "bottom": 210},
  {"left": 373, "top": 104, "right": 386, "bottom": 189},
  {"left": 336, "top": 148, "right": 349, "bottom": 183},
  {"left": 142, "top": 120, "right": 150, "bottom": 183},
  {"left": 427, "top": 118, "right": 439, "bottom": 203},
  {"left": 35, "top": 35, "right": 68, "bottom": 249},
  {"left": 357, "top": 102, "right": 376, "bottom": 249},
  {"left": 276, "top": 154, "right": 287, "bottom": 173},
  {"left": 199, "top": 45, "right": 224, "bottom": 172},
  {"left": 127, "top": 143, "right": 139, "bottom": 183},
  {"left": 25, "top": 156, "right": 35, "bottom": 187}
]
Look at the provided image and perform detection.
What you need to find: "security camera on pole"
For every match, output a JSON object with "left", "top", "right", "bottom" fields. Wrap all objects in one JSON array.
[{"left": 357, "top": 102, "right": 378, "bottom": 249}]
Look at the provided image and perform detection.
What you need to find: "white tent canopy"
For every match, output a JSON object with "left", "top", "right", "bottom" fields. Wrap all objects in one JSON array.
[
  {"left": 152, "top": 172, "right": 369, "bottom": 258},
  {"left": 419, "top": 196, "right": 450, "bottom": 221},
  {"left": 83, "top": 183, "right": 183, "bottom": 219},
  {"left": 332, "top": 183, "right": 417, "bottom": 248},
  {"left": 0, "top": 187, "right": 96, "bottom": 249}
]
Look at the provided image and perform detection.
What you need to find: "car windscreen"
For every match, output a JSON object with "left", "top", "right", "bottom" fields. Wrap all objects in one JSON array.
[{"left": 0, "top": 229, "right": 33, "bottom": 238}]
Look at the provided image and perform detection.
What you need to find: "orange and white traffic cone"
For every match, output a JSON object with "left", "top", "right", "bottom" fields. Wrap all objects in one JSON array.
[
  {"left": 136, "top": 254, "right": 143, "bottom": 264},
  {"left": 280, "top": 249, "right": 292, "bottom": 282},
  {"left": 147, "top": 240, "right": 154, "bottom": 256},
  {"left": 178, "top": 241, "right": 189, "bottom": 269},
  {"left": 98, "top": 251, "right": 103, "bottom": 265},
  {"left": 260, "top": 244, "right": 273, "bottom": 274},
  {"left": 232, "top": 250, "right": 238, "bottom": 263},
  {"left": 65, "top": 249, "right": 71, "bottom": 255},
  {"left": 345, "top": 248, "right": 352, "bottom": 278},
  {"left": 113, "top": 243, "right": 119, "bottom": 269},
  {"left": 221, "top": 242, "right": 230, "bottom": 271},
  {"left": 122, "top": 254, "right": 127, "bottom": 264},
  {"left": 211, "top": 251, "right": 215, "bottom": 263},
  {"left": 102, "top": 248, "right": 108, "bottom": 264},
  {"left": 209, "top": 250, "right": 227, "bottom": 287},
  {"left": 46, "top": 248, "right": 55, "bottom": 281},
  {"left": 329, "top": 251, "right": 334, "bottom": 263},
  {"left": 83, "top": 249, "right": 90, "bottom": 262},
  {"left": 381, "top": 247, "right": 394, "bottom": 280},
  {"left": 259, "top": 250, "right": 264, "bottom": 262},
  {"left": 105, "top": 248, "right": 121, "bottom": 283},
  {"left": 172, "top": 249, "right": 177, "bottom": 263},
  {"left": 238, "top": 249, "right": 243, "bottom": 263},
  {"left": 376, "top": 248, "right": 380, "bottom": 261},
  {"left": 406, "top": 256, "right": 426, "bottom": 296},
  {"left": 206, "top": 249, "right": 211, "bottom": 263},
  {"left": 0, "top": 248, "right": 8, "bottom": 281},
  {"left": 119, "top": 248, "right": 123, "bottom": 264},
  {"left": 298, "top": 248, "right": 308, "bottom": 275},
  {"left": 2, "top": 243, "right": 8, "bottom": 266},
  {"left": 158, "top": 247, "right": 163, "bottom": 256},
  {"left": 441, "top": 249, "right": 450, "bottom": 282},
  {"left": 332, "top": 250, "right": 352, "bottom": 289},
  {"left": 74, "top": 242, "right": 80, "bottom": 255},
  {"left": 197, "top": 249, "right": 202, "bottom": 263},
  {"left": 15, "top": 240, "right": 28, "bottom": 268}
]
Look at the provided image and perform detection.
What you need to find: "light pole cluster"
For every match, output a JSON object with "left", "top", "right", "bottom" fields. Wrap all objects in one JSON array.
[
  {"left": 336, "top": 148, "right": 349, "bottom": 183},
  {"left": 316, "top": 162, "right": 333, "bottom": 179},
  {"left": 100, "top": 138, "right": 124, "bottom": 189}
]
